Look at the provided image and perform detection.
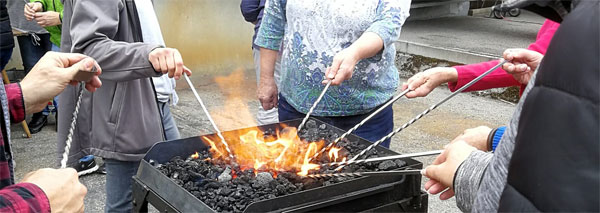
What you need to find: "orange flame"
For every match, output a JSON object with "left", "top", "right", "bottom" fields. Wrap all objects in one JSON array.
[
  {"left": 198, "top": 69, "right": 346, "bottom": 176},
  {"left": 191, "top": 152, "right": 200, "bottom": 159},
  {"left": 328, "top": 147, "right": 341, "bottom": 162}
]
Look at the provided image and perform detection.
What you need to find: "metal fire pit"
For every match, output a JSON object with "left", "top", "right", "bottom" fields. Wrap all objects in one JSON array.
[{"left": 133, "top": 118, "right": 427, "bottom": 212}]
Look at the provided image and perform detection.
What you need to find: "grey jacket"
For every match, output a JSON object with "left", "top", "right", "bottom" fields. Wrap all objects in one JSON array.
[
  {"left": 454, "top": 71, "right": 538, "bottom": 212},
  {"left": 58, "top": 0, "right": 164, "bottom": 164}
]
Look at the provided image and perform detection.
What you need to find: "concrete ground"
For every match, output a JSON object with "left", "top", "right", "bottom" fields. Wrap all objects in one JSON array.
[{"left": 7, "top": 9, "right": 541, "bottom": 213}]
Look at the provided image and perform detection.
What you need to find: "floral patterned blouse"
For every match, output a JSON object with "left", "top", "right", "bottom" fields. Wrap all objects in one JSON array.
[{"left": 255, "top": 0, "right": 410, "bottom": 116}]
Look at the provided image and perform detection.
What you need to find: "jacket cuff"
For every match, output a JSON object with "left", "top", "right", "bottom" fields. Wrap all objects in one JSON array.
[
  {"left": 2, "top": 183, "right": 51, "bottom": 213},
  {"left": 454, "top": 150, "right": 493, "bottom": 212},
  {"left": 5, "top": 83, "right": 26, "bottom": 123}
]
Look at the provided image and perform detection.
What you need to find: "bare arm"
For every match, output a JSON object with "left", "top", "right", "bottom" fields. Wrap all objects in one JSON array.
[{"left": 257, "top": 48, "right": 279, "bottom": 110}]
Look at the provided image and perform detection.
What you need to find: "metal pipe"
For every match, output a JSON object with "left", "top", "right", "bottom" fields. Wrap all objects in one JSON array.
[{"left": 297, "top": 81, "right": 331, "bottom": 132}]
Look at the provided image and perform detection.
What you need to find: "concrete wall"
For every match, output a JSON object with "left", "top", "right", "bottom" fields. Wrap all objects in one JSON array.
[{"left": 154, "top": 0, "right": 255, "bottom": 79}]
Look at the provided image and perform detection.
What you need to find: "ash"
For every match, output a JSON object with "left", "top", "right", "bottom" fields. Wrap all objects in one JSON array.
[{"left": 156, "top": 120, "right": 406, "bottom": 212}]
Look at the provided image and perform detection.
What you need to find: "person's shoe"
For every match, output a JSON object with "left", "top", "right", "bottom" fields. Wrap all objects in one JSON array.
[
  {"left": 75, "top": 155, "right": 99, "bottom": 176},
  {"left": 96, "top": 163, "right": 107, "bottom": 175},
  {"left": 28, "top": 112, "right": 47, "bottom": 134}
]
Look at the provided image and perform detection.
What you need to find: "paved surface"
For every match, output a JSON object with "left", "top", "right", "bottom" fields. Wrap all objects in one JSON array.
[
  {"left": 398, "top": 10, "right": 545, "bottom": 63},
  {"left": 7, "top": 9, "right": 543, "bottom": 213}
]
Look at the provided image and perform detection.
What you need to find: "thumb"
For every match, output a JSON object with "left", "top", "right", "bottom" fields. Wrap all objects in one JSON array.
[
  {"left": 63, "top": 57, "right": 95, "bottom": 80},
  {"left": 423, "top": 164, "right": 444, "bottom": 180}
]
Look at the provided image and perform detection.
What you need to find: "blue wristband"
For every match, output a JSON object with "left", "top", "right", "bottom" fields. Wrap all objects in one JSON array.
[{"left": 491, "top": 126, "right": 506, "bottom": 152}]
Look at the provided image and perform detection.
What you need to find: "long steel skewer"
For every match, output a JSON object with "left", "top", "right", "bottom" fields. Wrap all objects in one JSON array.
[
  {"left": 335, "top": 60, "right": 508, "bottom": 171},
  {"left": 297, "top": 81, "right": 331, "bottom": 132},
  {"left": 307, "top": 169, "right": 422, "bottom": 179},
  {"left": 323, "top": 150, "right": 442, "bottom": 167},
  {"left": 184, "top": 74, "right": 235, "bottom": 160},
  {"left": 308, "top": 89, "right": 412, "bottom": 162}
]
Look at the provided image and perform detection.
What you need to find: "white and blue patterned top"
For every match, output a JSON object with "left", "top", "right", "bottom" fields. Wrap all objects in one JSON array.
[{"left": 255, "top": 0, "right": 410, "bottom": 116}]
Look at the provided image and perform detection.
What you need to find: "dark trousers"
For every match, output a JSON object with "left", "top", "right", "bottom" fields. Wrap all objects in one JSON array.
[
  {"left": 278, "top": 94, "right": 393, "bottom": 148},
  {"left": 16, "top": 33, "right": 51, "bottom": 74}
]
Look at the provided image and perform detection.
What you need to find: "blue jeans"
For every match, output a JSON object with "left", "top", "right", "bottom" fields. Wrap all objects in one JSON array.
[
  {"left": 0, "top": 48, "right": 12, "bottom": 71},
  {"left": 158, "top": 101, "right": 180, "bottom": 141},
  {"left": 16, "top": 34, "right": 51, "bottom": 74},
  {"left": 104, "top": 159, "right": 140, "bottom": 213},
  {"left": 278, "top": 94, "right": 394, "bottom": 148}
]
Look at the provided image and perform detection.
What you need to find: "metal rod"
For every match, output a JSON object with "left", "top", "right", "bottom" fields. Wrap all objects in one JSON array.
[
  {"left": 308, "top": 89, "right": 412, "bottom": 162},
  {"left": 183, "top": 74, "right": 235, "bottom": 160},
  {"left": 307, "top": 169, "right": 422, "bottom": 179},
  {"left": 335, "top": 60, "right": 508, "bottom": 171},
  {"left": 297, "top": 81, "right": 331, "bottom": 132},
  {"left": 323, "top": 150, "right": 442, "bottom": 167}
]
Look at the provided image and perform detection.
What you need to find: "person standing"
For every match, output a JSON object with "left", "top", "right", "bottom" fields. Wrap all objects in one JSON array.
[
  {"left": 241, "top": 0, "right": 280, "bottom": 125},
  {"left": 23, "top": 0, "right": 63, "bottom": 134},
  {"left": 59, "top": 0, "right": 190, "bottom": 211},
  {"left": 256, "top": 0, "right": 411, "bottom": 147}
]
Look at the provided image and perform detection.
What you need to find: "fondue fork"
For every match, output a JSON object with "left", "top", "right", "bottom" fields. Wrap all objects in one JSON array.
[
  {"left": 307, "top": 169, "right": 422, "bottom": 179},
  {"left": 184, "top": 74, "right": 235, "bottom": 160},
  {"left": 297, "top": 81, "right": 332, "bottom": 132},
  {"left": 322, "top": 150, "right": 442, "bottom": 167},
  {"left": 308, "top": 88, "right": 412, "bottom": 162},
  {"left": 335, "top": 60, "right": 508, "bottom": 171}
]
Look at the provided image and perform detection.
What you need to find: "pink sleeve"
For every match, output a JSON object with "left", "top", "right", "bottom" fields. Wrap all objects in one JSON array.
[{"left": 448, "top": 19, "right": 560, "bottom": 96}]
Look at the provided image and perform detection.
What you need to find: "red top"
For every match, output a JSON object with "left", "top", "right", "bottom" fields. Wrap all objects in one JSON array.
[
  {"left": 0, "top": 83, "right": 51, "bottom": 213},
  {"left": 448, "top": 19, "right": 560, "bottom": 96}
]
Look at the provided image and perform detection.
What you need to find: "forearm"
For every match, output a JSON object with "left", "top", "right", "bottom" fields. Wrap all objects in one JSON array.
[
  {"left": 259, "top": 48, "right": 277, "bottom": 82},
  {"left": 348, "top": 32, "right": 384, "bottom": 60},
  {"left": 454, "top": 150, "right": 493, "bottom": 212},
  {"left": 0, "top": 183, "right": 50, "bottom": 212}
]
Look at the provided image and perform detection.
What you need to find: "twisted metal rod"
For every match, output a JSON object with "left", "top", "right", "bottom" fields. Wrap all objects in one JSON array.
[
  {"left": 323, "top": 150, "right": 442, "bottom": 167},
  {"left": 308, "top": 89, "right": 412, "bottom": 162},
  {"left": 61, "top": 83, "right": 84, "bottom": 169},
  {"left": 307, "top": 169, "right": 422, "bottom": 179},
  {"left": 184, "top": 74, "right": 235, "bottom": 160},
  {"left": 297, "top": 81, "right": 331, "bottom": 132},
  {"left": 335, "top": 60, "right": 508, "bottom": 171}
]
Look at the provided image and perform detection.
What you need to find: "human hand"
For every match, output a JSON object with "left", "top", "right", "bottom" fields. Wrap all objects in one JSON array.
[
  {"left": 502, "top": 48, "right": 543, "bottom": 84},
  {"left": 451, "top": 126, "right": 492, "bottom": 151},
  {"left": 258, "top": 77, "right": 278, "bottom": 110},
  {"left": 401, "top": 67, "right": 458, "bottom": 98},
  {"left": 23, "top": 2, "right": 42, "bottom": 21},
  {"left": 422, "top": 140, "right": 476, "bottom": 200},
  {"left": 21, "top": 52, "right": 102, "bottom": 113},
  {"left": 148, "top": 48, "right": 192, "bottom": 80},
  {"left": 33, "top": 11, "right": 61, "bottom": 27},
  {"left": 21, "top": 168, "right": 87, "bottom": 213},
  {"left": 322, "top": 48, "right": 359, "bottom": 86}
]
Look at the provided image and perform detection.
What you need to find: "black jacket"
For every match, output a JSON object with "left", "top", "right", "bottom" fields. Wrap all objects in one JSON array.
[
  {"left": 498, "top": 0, "right": 599, "bottom": 211},
  {"left": 0, "top": 0, "right": 14, "bottom": 51}
]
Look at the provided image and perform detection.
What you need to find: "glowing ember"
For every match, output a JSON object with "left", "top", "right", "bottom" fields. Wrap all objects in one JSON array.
[
  {"left": 191, "top": 152, "right": 200, "bottom": 159},
  {"left": 328, "top": 147, "right": 341, "bottom": 162}
]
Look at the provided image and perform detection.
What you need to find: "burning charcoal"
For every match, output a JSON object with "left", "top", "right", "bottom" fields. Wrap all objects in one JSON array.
[
  {"left": 302, "top": 178, "right": 323, "bottom": 190},
  {"left": 256, "top": 172, "right": 274, "bottom": 186},
  {"left": 394, "top": 159, "right": 407, "bottom": 168},
  {"left": 378, "top": 160, "right": 398, "bottom": 171},
  {"left": 318, "top": 124, "right": 327, "bottom": 130},
  {"left": 217, "top": 167, "right": 232, "bottom": 183},
  {"left": 306, "top": 120, "right": 317, "bottom": 129}
]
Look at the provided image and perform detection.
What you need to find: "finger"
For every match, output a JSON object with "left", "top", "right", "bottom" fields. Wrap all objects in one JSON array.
[
  {"left": 427, "top": 182, "right": 447, "bottom": 194},
  {"left": 431, "top": 148, "right": 449, "bottom": 165},
  {"left": 173, "top": 51, "right": 185, "bottom": 80},
  {"left": 183, "top": 66, "right": 192, "bottom": 76},
  {"left": 331, "top": 64, "right": 353, "bottom": 86},
  {"left": 166, "top": 51, "right": 176, "bottom": 79},
  {"left": 328, "top": 57, "right": 342, "bottom": 80},
  {"left": 59, "top": 53, "right": 88, "bottom": 67},
  {"left": 85, "top": 77, "right": 102, "bottom": 92},
  {"left": 149, "top": 54, "right": 161, "bottom": 72},
  {"left": 424, "top": 179, "right": 437, "bottom": 190},
  {"left": 440, "top": 189, "right": 456, "bottom": 200},
  {"left": 401, "top": 82, "right": 408, "bottom": 91},
  {"left": 159, "top": 55, "right": 168, "bottom": 75}
]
